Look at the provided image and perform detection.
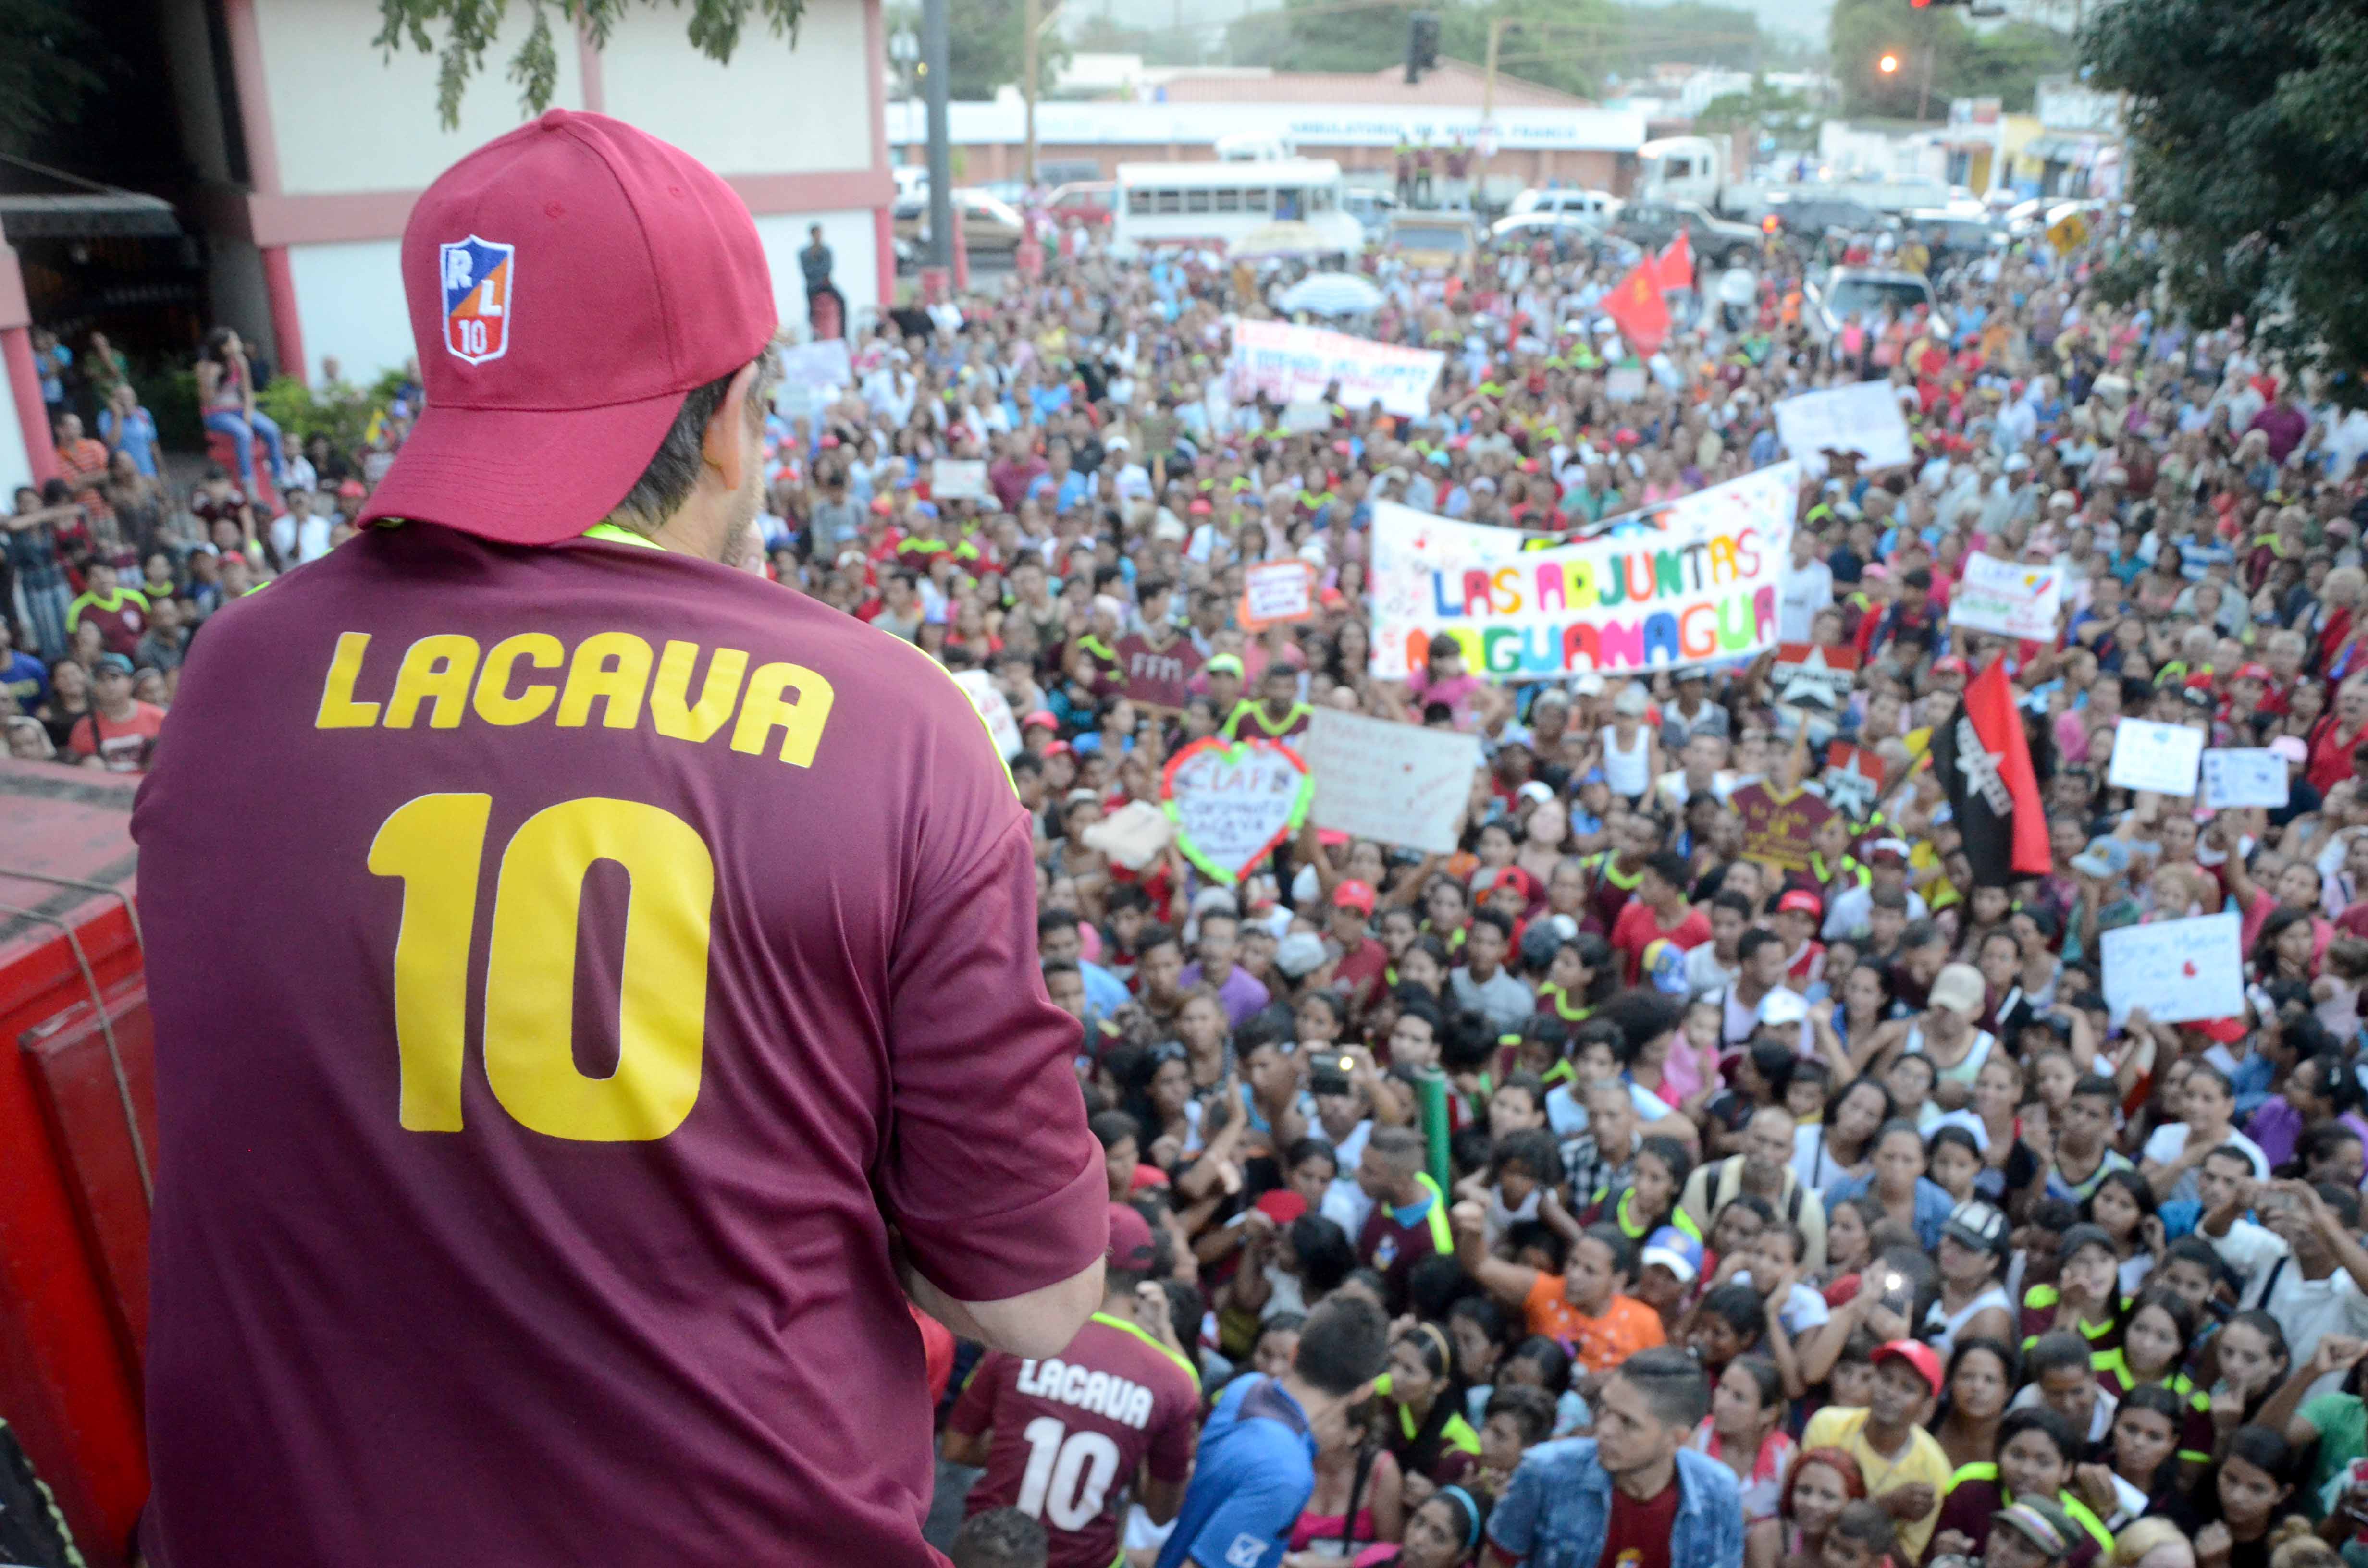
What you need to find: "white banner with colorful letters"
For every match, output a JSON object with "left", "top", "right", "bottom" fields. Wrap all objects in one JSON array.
[
  {"left": 1229, "top": 318, "right": 1444, "bottom": 419},
  {"left": 1368, "top": 464, "right": 1796, "bottom": 681}
]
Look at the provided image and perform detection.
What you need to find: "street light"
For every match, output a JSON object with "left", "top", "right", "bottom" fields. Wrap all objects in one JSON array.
[{"left": 1878, "top": 52, "right": 1901, "bottom": 74}]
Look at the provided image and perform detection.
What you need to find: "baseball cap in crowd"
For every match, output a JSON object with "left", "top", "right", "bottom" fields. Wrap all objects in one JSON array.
[
  {"left": 1777, "top": 889, "right": 1823, "bottom": 918},
  {"left": 1866, "top": 838, "right": 1911, "bottom": 865},
  {"left": 1333, "top": 880, "right": 1378, "bottom": 915},
  {"left": 1022, "top": 710, "right": 1059, "bottom": 732},
  {"left": 360, "top": 110, "right": 777, "bottom": 545},
  {"left": 1492, "top": 867, "right": 1537, "bottom": 903},
  {"left": 2057, "top": 1222, "right": 2118, "bottom": 1265},
  {"left": 2234, "top": 663, "right": 2273, "bottom": 684},
  {"left": 1641, "top": 1228, "right": 1703, "bottom": 1286},
  {"left": 1614, "top": 683, "right": 1650, "bottom": 717},
  {"left": 1930, "top": 962, "right": 1986, "bottom": 1018},
  {"left": 2271, "top": 735, "right": 2310, "bottom": 764},
  {"left": 1990, "top": 1499, "right": 2080, "bottom": 1562},
  {"left": 1758, "top": 987, "right": 1809, "bottom": 1027},
  {"left": 2069, "top": 836, "right": 2133, "bottom": 878},
  {"left": 2178, "top": 686, "right": 2215, "bottom": 714},
  {"left": 1106, "top": 1203, "right": 1157, "bottom": 1271},
  {"left": 1573, "top": 673, "right": 1607, "bottom": 697},
  {"left": 1275, "top": 932, "right": 1329, "bottom": 979},
  {"left": 1943, "top": 1198, "right": 2010, "bottom": 1258},
  {"left": 1874, "top": 1340, "right": 1943, "bottom": 1396},
  {"left": 1517, "top": 780, "right": 1555, "bottom": 806},
  {"left": 1206, "top": 655, "right": 1245, "bottom": 677},
  {"left": 1930, "top": 656, "right": 1971, "bottom": 679},
  {"left": 93, "top": 653, "right": 134, "bottom": 677}
]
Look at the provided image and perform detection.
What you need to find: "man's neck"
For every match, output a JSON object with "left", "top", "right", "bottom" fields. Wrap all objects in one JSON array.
[
  {"left": 1611, "top": 1451, "right": 1677, "bottom": 1501},
  {"left": 99, "top": 696, "right": 137, "bottom": 722},
  {"left": 1861, "top": 1412, "right": 1911, "bottom": 1457}
]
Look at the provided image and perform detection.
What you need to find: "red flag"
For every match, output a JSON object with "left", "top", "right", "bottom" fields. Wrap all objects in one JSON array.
[
  {"left": 1938, "top": 655, "right": 2051, "bottom": 881},
  {"left": 1603, "top": 261, "right": 1670, "bottom": 357},
  {"left": 1655, "top": 231, "right": 1694, "bottom": 292}
]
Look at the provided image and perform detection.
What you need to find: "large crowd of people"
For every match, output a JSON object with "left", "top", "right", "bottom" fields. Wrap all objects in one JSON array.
[{"left": 16, "top": 177, "right": 2368, "bottom": 1568}]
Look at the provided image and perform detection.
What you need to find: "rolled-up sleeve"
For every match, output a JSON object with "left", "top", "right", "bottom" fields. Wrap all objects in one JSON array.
[{"left": 883, "top": 811, "right": 1107, "bottom": 1303}]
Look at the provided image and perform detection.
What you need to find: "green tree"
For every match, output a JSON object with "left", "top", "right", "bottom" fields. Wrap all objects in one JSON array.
[
  {"left": 0, "top": 0, "right": 105, "bottom": 156},
  {"left": 1828, "top": 0, "right": 2069, "bottom": 120},
  {"left": 2084, "top": 0, "right": 2368, "bottom": 404},
  {"left": 888, "top": 0, "right": 1064, "bottom": 100},
  {"left": 1696, "top": 76, "right": 1819, "bottom": 149},
  {"left": 373, "top": 0, "right": 807, "bottom": 129},
  {"left": 1224, "top": 0, "right": 1623, "bottom": 101}
]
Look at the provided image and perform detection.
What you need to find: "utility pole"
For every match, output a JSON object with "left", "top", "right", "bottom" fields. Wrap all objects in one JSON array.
[
  {"left": 923, "top": 0, "right": 954, "bottom": 286},
  {"left": 1480, "top": 16, "right": 1506, "bottom": 126},
  {"left": 1023, "top": 0, "right": 1040, "bottom": 186},
  {"left": 1917, "top": 41, "right": 1935, "bottom": 122}
]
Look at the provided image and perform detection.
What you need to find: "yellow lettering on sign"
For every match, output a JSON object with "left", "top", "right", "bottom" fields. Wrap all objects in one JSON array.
[
  {"left": 315, "top": 631, "right": 381, "bottom": 729},
  {"left": 473, "top": 633, "right": 564, "bottom": 726},
  {"left": 383, "top": 635, "right": 482, "bottom": 729},
  {"left": 730, "top": 662, "right": 836, "bottom": 768},
  {"left": 555, "top": 632, "right": 654, "bottom": 729}
]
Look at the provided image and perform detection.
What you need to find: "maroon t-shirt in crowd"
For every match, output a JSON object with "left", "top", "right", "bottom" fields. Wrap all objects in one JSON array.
[
  {"left": 947, "top": 1313, "right": 1199, "bottom": 1568},
  {"left": 1114, "top": 629, "right": 1204, "bottom": 711},
  {"left": 132, "top": 523, "right": 1107, "bottom": 1566}
]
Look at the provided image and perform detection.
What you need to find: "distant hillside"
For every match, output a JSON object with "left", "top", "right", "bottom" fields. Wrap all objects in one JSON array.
[{"left": 1623, "top": 0, "right": 1832, "bottom": 42}]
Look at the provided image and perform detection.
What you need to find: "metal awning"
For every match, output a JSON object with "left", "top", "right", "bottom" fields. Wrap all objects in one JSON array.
[{"left": 0, "top": 155, "right": 181, "bottom": 242}]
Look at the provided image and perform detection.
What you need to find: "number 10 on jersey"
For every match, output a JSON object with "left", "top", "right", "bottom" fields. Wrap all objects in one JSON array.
[{"left": 368, "top": 792, "right": 716, "bottom": 1141}]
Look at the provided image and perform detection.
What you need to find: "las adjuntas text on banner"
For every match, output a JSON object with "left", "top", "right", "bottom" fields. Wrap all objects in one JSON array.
[{"left": 1364, "top": 464, "right": 1796, "bottom": 682}]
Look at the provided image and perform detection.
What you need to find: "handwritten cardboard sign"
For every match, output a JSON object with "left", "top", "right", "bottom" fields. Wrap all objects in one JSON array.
[
  {"left": 1161, "top": 736, "right": 1315, "bottom": 885},
  {"left": 2106, "top": 718, "right": 2206, "bottom": 796},
  {"left": 779, "top": 339, "right": 853, "bottom": 398},
  {"left": 1241, "top": 560, "right": 1316, "bottom": 629},
  {"left": 1774, "top": 380, "right": 1914, "bottom": 470},
  {"left": 930, "top": 459, "right": 988, "bottom": 501},
  {"left": 1603, "top": 366, "right": 1647, "bottom": 402},
  {"left": 2100, "top": 910, "right": 2243, "bottom": 1027},
  {"left": 2199, "top": 748, "right": 2291, "bottom": 811},
  {"left": 1300, "top": 708, "right": 1482, "bottom": 856},
  {"left": 1948, "top": 554, "right": 2063, "bottom": 641},
  {"left": 1731, "top": 781, "right": 1835, "bottom": 872}
]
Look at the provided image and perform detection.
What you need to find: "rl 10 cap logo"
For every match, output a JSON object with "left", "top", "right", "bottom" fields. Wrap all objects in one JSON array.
[{"left": 439, "top": 236, "right": 514, "bottom": 365}]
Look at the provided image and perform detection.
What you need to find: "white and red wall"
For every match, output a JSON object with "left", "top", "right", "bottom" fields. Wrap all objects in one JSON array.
[{"left": 0, "top": 0, "right": 895, "bottom": 489}]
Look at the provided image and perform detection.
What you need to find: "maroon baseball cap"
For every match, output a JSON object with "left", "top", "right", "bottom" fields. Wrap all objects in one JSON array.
[
  {"left": 359, "top": 109, "right": 777, "bottom": 546},
  {"left": 1107, "top": 1203, "right": 1156, "bottom": 1271}
]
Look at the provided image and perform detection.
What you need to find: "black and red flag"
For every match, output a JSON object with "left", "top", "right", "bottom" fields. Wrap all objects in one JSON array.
[{"left": 1932, "top": 655, "right": 2050, "bottom": 885}]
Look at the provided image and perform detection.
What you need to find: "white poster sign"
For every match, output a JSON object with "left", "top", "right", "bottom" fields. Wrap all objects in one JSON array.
[
  {"left": 780, "top": 339, "right": 853, "bottom": 397},
  {"left": 1947, "top": 554, "right": 2064, "bottom": 641},
  {"left": 951, "top": 668, "right": 1021, "bottom": 759},
  {"left": 1229, "top": 318, "right": 1444, "bottom": 418},
  {"left": 1281, "top": 399, "right": 1332, "bottom": 433},
  {"left": 2100, "top": 911, "right": 2244, "bottom": 1027},
  {"left": 1603, "top": 366, "right": 1647, "bottom": 402},
  {"left": 2106, "top": 718, "right": 2207, "bottom": 796},
  {"left": 931, "top": 458, "right": 989, "bottom": 500},
  {"left": 1774, "top": 380, "right": 1915, "bottom": 470},
  {"left": 2200, "top": 749, "right": 2291, "bottom": 810},
  {"left": 1300, "top": 709, "right": 1483, "bottom": 855},
  {"left": 1242, "top": 560, "right": 1315, "bottom": 627},
  {"left": 1367, "top": 464, "right": 1795, "bottom": 682}
]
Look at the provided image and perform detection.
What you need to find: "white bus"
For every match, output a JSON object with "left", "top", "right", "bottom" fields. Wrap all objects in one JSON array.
[{"left": 1112, "top": 159, "right": 1366, "bottom": 253}]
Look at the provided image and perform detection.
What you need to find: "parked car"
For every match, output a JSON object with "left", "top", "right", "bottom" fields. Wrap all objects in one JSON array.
[
  {"left": 1763, "top": 192, "right": 1896, "bottom": 239},
  {"left": 892, "top": 189, "right": 1027, "bottom": 252},
  {"left": 1613, "top": 199, "right": 1762, "bottom": 267},
  {"left": 1508, "top": 186, "right": 1623, "bottom": 225},
  {"left": 1046, "top": 181, "right": 1117, "bottom": 227},
  {"left": 1491, "top": 212, "right": 1640, "bottom": 269},
  {"left": 1801, "top": 266, "right": 1937, "bottom": 345}
]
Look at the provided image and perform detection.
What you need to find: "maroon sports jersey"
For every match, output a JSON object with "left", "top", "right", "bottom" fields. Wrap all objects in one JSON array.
[
  {"left": 1114, "top": 631, "right": 1204, "bottom": 711},
  {"left": 948, "top": 1313, "right": 1199, "bottom": 1568},
  {"left": 132, "top": 523, "right": 1106, "bottom": 1567}
]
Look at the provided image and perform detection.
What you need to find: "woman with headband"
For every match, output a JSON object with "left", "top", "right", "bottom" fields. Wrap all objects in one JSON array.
[
  {"left": 1382, "top": 1323, "right": 1482, "bottom": 1500},
  {"left": 1330, "top": 1484, "right": 1487, "bottom": 1567}
]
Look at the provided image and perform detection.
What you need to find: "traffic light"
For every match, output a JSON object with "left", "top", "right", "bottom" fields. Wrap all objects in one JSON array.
[{"left": 1405, "top": 11, "right": 1440, "bottom": 84}]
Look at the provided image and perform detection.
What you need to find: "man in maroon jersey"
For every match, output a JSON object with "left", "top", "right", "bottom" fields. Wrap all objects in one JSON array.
[
  {"left": 130, "top": 111, "right": 1106, "bottom": 1567},
  {"left": 944, "top": 1204, "right": 1200, "bottom": 1566},
  {"left": 1113, "top": 578, "right": 1203, "bottom": 714}
]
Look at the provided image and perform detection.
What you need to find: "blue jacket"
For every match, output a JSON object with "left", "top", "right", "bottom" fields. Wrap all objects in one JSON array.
[{"left": 1486, "top": 1438, "right": 1743, "bottom": 1568}]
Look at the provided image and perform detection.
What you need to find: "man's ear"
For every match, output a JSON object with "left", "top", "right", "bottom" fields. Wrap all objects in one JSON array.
[{"left": 702, "top": 360, "right": 764, "bottom": 490}]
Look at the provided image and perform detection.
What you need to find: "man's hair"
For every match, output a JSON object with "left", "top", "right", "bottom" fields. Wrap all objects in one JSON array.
[
  {"left": 2069, "top": 1073, "right": 2118, "bottom": 1105},
  {"left": 2024, "top": 1330, "right": 2091, "bottom": 1380},
  {"left": 1041, "top": 958, "right": 1080, "bottom": 982},
  {"left": 1088, "top": 1109, "right": 1140, "bottom": 1151},
  {"left": 1711, "top": 890, "right": 1754, "bottom": 921},
  {"left": 1899, "top": 918, "right": 1942, "bottom": 952},
  {"left": 1293, "top": 1294, "right": 1391, "bottom": 1397},
  {"left": 1612, "top": 1345, "right": 1713, "bottom": 1428},
  {"left": 1369, "top": 1125, "right": 1426, "bottom": 1175},
  {"left": 1828, "top": 1501, "right": 1898, "bottom": 1561},
  {"left": 949, "top": 1506, "right": 1048, "bottom": 1568},
  {"left": 1036, "top": 908, "right": 1082, "bottom": 936},
  {"left": 1870, "top": 886, "right": 1910, "bottom": 912},
  {"left": 1468, "top": 908, "right": 1513, "bottom": 941},
  {"left": 1579, "top": 1221, "right": 1636, "bottom": 1279},
  {"left": 1737, "top": 927, "right": 1783, "bottom": 964},
  {"left": 1137, "top": 922, "right": 1182, "bottom": 958},
  {"left": 1643, "top": 849, "right": 1692, "bottom": 888},
  {"left": 606, "top": 348, "right": 780, "bottom": 535}
]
